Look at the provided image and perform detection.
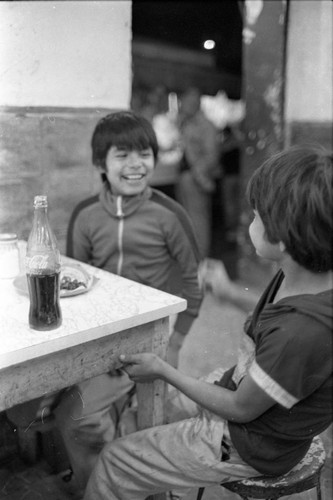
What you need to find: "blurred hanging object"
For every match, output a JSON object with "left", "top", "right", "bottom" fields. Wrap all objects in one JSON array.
[
  {"left": 245, "top": 0, "right": 264, "bottom": 24},
  {"left": 200, "top": 92, "right": 245, "bottom": 129},
  {"left": 243, "top": 0, "right": 264, "bottom": 44},
  {"left": 152, "top": 111, "right": 182, "bottom": 166},
  {"left": 168, "top": 92, "right": 179, "bottom": 118}
]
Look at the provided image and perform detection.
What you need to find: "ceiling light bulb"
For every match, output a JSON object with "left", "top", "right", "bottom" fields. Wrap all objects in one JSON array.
[{"left": 203, "top": 40, "right": 215, "bottom": 50}]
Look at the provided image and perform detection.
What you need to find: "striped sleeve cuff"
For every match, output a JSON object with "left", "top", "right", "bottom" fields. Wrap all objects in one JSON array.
[{"left": 249, "top": 360, "right": 299, "bottom": 408}]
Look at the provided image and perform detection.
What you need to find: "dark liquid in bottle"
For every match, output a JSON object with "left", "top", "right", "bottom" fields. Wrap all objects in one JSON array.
[{"left": 27, "top": 270, "right": 62, "bottom": 331}]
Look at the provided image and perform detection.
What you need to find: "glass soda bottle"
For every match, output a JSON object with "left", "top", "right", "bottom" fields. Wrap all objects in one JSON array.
[{"left": 26, "top": 195, "right": 62, "bottom": 330}]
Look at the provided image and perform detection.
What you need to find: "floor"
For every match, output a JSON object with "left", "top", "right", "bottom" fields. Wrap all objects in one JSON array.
[{"left": 0, "top": 216, "right": 332, "bottom": 499}]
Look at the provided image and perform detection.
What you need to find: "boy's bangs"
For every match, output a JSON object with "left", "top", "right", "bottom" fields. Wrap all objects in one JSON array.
[
  {"left": 91, "top": 111, "right": 159, "bottom": 166},
  {"left": 112, "top": 127, "right": 152, "bottom": 152}
]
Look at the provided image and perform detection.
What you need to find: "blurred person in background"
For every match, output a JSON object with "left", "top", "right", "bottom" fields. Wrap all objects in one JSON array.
[
  {"left": 177, "top": 87, "right": 220, "bottom": 258},
  {"left": 219, "top": 124, "right": 243, "bottom": 243}
]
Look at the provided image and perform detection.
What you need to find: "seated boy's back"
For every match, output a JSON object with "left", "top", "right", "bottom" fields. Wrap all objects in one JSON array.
[{"left": 217, "top": 268, "right": 332, "bottom": 474}]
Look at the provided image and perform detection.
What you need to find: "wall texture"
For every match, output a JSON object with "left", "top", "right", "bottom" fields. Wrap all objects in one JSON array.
[
  {"left": 0, "top": 109, "right": 108, "bottom": 253},
  {"left": 239, "top": 0, "right": 287, "bottom": 276},
  {"left": 238, "top": 0, "right": 332, "bottom": 279},
  {"left": 0, "top": 1, "right": 131, "bottom": 108},
  {"left": 0, "top": 1, "right": 132, "bottom": 252},
  {"left": 285, "top": 0, "right": 332, "bottom": 149}
]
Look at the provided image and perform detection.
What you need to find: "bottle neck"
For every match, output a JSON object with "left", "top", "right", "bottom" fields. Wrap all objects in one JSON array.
[
  {"left": 26, "top": 199, "right": 60, "bottom": 273},
  {"left": 28, "top": 206, "right": 59, "bottom": 252},
  {"left": 33, "top": 206, "right": 48, "bottom": 221},
  {"left": 32, "top": 207, "right": 53, "bottom": 243}
]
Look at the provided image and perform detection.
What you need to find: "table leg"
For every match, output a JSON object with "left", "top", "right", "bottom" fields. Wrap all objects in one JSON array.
[
  {"left": 136, "top": 317, "right": 169, "bottom": 500},
  {"left": 136, "top": 317, "right": 169, "bottom": 430}
]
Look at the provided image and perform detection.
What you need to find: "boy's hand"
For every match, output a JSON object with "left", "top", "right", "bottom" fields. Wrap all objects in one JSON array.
[
  {"left": 198, "top": 258, "right": 233, "bottom": 300},
  {"left": 119, "top": 353, "right": 167, "bottom": 383},
  {"left": 167, "top": 330, "right": 185, "bottom": 368},
  {"left": 198, "top": 258, "right": 259, "bottom": 313}
]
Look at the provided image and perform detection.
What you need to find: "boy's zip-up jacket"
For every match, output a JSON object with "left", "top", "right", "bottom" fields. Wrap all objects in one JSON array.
[{"left": 67, "top": 183, "right": 203, "bottom": 335}]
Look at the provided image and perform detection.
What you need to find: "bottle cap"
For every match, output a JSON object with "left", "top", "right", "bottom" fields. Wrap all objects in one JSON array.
[{"left": 34, "top": 195, "right": 48, "bottom": 208}]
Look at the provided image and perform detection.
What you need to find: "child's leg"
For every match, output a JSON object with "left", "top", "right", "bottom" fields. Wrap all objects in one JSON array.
[
  {"left": 84, "top": 409, "right": 258, "bottom": 500},
  {"left": 118, "top": 367, "right": 228, "bottom": 436},
  {"left": 54, "top": 372, "right": 134, "bottom": 489}
]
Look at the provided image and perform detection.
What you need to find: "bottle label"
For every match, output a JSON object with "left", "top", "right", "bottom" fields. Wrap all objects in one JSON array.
[{"left": 26, "top": 254, "right": 51, "bottom": 271}]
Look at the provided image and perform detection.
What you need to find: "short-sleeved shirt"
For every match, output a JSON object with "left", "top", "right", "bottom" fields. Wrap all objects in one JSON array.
[{"left": 216, "top": 270, "right": 333, "bottom": 475}]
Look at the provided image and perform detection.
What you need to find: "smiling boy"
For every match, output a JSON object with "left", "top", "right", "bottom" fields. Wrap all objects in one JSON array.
[{"left": 54, "top": 111, "right": 203, "bottom": 490}]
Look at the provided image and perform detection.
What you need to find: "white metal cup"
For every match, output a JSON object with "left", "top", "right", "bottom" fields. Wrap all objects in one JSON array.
[{"left": 0, "top": 233, "right": 20, "bottom": 279}]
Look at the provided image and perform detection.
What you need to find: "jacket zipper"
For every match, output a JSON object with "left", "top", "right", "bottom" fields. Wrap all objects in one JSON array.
[{"left": 116, "top": 196, "right": 124, "bottom": 275}]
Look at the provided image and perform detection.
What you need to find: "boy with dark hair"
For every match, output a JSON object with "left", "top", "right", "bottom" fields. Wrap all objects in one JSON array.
[
  {"left": 52, "top": 111, "right": 203, "bottom": 491},
  {"left": 84, "top": 145, "right": 332, "bottom": 500}
]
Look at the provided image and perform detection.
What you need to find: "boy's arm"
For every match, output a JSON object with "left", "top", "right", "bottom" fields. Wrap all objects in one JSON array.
[
  {"left": 120, "top": 353, "right": 275, "bottom": 423},
  {"left": 166, "top": 216, "right": 203, "bottom": 366},
  {"left": 164, "top": 210, "right": 203, "bottom": 334},
  {"left": 66, "top": 210, "right": 91, "bottom": 262},
  {"left": 198, "top": 259, "right": 260, "bottom": 314}
]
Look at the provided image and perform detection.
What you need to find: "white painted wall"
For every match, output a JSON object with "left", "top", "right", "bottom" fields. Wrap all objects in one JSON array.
[
  {"left": 285, "top": 0, "right": 332, "bottom": 122},
  {"left": 0, "top": 1, "right": 132, "bottom": 108}
]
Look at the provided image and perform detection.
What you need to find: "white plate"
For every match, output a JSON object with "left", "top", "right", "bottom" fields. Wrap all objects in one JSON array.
[{"left": 13, "top": 264, "right": 96, "bottom": 298}]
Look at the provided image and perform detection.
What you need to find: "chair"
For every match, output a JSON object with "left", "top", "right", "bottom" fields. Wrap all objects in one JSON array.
[{"left": 196, "top": 435, "right": 326, "bottom": 500}]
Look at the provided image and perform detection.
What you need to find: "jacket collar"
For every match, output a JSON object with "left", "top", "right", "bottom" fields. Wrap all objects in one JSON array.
[{"left": 99, "top": 182, "right": 152, "bottom": 218}]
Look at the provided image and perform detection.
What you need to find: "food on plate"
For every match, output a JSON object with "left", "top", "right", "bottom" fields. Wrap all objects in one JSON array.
[
  {"left": 60, "top": 265, "right": 90, "bottom": 292},
  {"left": 13, "top": 263, "right": 94, "bottom": 298},
  {"left": 60, "top": 275, "right": 87, "bottom": 291}
]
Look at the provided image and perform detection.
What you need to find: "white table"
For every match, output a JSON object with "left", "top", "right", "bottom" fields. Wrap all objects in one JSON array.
[
  {"left": 0, "top": 257, "right": 186, "bottom": 447},
  {"left": 0, "top": 257, "right": 186, "bottom": 500}
]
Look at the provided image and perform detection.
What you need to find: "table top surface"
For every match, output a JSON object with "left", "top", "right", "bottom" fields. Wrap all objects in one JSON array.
[{"left": 0, "top": 256, "right": 186, "bottom": 370}]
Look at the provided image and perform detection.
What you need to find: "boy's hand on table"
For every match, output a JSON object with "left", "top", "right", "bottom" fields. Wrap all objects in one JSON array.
[{"left": 119, "top": 353, "right": 169, "bottom": 383}]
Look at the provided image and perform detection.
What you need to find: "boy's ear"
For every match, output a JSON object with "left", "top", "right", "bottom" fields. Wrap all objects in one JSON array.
[
  {"left": 279, "top": 241, "right": 286, "bottom": 252},
  {"left": 96, "top": 164, "right": 106, "bottom": 174}
]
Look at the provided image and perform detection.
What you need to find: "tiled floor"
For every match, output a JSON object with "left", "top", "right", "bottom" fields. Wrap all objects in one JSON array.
[{"left": 0, "top": 244, "right": 332, "bottom": 500}]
